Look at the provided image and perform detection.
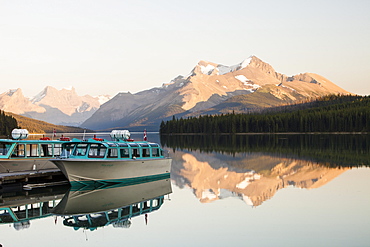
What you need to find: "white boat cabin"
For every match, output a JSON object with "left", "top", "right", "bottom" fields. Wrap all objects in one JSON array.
[{"left": 61, "top": 140, "right": 164, "bottom": 160}]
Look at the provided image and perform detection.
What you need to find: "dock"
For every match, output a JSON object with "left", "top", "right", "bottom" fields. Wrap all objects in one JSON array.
[{"left": 0, "top": 169, "right": 68, "bottom": 191}]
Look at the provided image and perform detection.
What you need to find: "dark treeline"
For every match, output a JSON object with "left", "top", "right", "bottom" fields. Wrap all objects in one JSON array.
[
  {"left": 160, "top": 134, "right": 370, "bottom": 168},
  {"left": 160, "top": 95, "right": 370, "bottom": 134},
  {"left": 0, "top": 110, "right": 18, "bottom": 135}
]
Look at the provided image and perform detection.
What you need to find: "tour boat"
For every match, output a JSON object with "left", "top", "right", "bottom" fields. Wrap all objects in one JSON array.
[
  {"left": 0, "top": 129, "right": 71, "bottom": 174},
  {"left": 50, "top": 130, "right": 172, "bottom": 185}
]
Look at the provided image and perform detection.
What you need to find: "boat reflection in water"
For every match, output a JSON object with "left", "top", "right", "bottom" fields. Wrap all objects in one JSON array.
[
  {"left": 0, "top": 177, "right": 172, "bottom": 231},
  {"left": 51, "top": 176, "right": 172, "bottom": 230},
  {"left": 0, "top": 185, "right": 69, "bottom": 230}
]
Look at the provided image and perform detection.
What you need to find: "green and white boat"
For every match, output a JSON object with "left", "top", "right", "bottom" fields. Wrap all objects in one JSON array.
[
  {"left": 50, "top": 130, "right": 172, "bottom": 185},
  {"left": 0, "top": 129, "right": 71, "bottom": 174}
]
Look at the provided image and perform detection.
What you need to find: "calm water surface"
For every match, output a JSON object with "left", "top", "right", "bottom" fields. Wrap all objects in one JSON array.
[{"left": 0, "top": 133, "right": 369, "bottom": 247}]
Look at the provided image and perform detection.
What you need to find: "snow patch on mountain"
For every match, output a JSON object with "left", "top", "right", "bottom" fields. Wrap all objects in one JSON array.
[
  {"left": 6, "top": 89, "right": 18, "bottom": 97},
  {"left": 235, "top": 75, "right": 251, "bottom": 84},
  {"left": 162, "top": 82, "right": 173, "bottom": 88},
  {"left": 198, "top": 56, "right": 254, "bottom": 76},
  {"left": 235, "top": 75, "right": 260, "bottom": 92},
  {"left": 63, "top": 85, "right": 74, "bottom": 90},
  {"left": 278, "top": 84, "right": 296, "bottom": 91},
  {"left": 242, "top": 195, "right": 254, "bottom": 206},
  {"left": 236, "top": 172, "right": 261, "bottom": 189},
  {"left": 31, "top": 92, "right": 46, "bottom": 104},
  {"left": 240, "top": 56, "right": 252, "bottom": 69},
  {"left": 201, "top": 189, "right": 217, "bottom": 200},
  {"left": 217, "top": 64, "right": 239, "bottom": 75},
  {"left": 200, "top": 64, "right": 215, "bottom": 75},
  {"left": 96, "top": 95, "right": 111, "bottom": 105}
]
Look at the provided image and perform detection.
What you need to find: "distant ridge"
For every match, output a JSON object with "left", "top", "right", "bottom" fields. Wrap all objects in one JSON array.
[
  {"left": 6, "top": 112, "right": 89, "bottom": 134},
  {"left": 82, "top": 55, "right": 350, "bottom": 131},
  {"left": 0, "top": 86, "right": 111, "bottom": 126}
]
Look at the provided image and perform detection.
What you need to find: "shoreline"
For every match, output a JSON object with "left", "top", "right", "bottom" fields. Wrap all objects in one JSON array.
[{"left": 160, "top": 132, "right": 369, "bottom": 135}]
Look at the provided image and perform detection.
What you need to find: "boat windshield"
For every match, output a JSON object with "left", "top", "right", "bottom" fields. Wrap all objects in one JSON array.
[
  {"left": 61, "top": 143, "right": 76, "bottom": 158},
  {"left": 73, "top": 144, "right": 89, "bottom": 157},
  {"left": 0, "top": 142, "right": 14, "bottom": 157},
  {"left": 88, "top": 144, "right": 107, "bottom": 158}
]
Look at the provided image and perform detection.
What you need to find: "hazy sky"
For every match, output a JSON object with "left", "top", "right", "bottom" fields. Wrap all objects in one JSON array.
[{"left": 1, "top": 0, "right": 369, "bottom": 98}]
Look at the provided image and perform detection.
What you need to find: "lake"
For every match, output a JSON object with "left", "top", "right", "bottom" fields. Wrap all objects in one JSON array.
[{"left": 0, "top": 133, "right": 369, "bottom": 247}]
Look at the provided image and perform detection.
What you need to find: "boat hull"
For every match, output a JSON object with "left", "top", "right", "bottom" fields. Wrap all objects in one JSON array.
[
  {"left": 0, "top": 159, "right": 58, "bottom": 173},
  {"left": 51, "top": 158, "right": 172, "bottom": 185}
]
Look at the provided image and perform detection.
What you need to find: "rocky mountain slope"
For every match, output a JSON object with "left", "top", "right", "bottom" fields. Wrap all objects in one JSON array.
[
  {"left": 0, "top": 86, "right": 110, "bottom": 126},
  {"left": 82, "top": 55, "right": 350, "bottom": 130},
  {"left": 0, "top": 89, "right": 45, "bottom": 114},
  {"left": 6, "top": 111, "right": 87, "bottom": 134}
]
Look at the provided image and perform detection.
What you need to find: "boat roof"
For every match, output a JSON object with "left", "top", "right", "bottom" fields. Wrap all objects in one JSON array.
[
  {"left": 65, "top": 138, "right": 160, "bottom": 147},
  {"left": 0, "top": 138, "right": 73, "bottom": 144}
]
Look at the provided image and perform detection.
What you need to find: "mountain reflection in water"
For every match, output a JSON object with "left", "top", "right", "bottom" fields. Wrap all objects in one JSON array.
[
  {"left": 162, "top": 134, "right": 369, "bottom": 206},
  {"left": 0, "top": 177, "right": 172, "bottom": 231}
]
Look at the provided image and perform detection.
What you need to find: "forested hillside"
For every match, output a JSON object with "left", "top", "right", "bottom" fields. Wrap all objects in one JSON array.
[
  {"left": 160, "top": 95, "right": 370, "bottom": 133},
  {"left": 0, "top": 110, "right": 18, "bottom": 135},
  {"left": 5, "top": 112, "right": 87, "bottom": 134}
]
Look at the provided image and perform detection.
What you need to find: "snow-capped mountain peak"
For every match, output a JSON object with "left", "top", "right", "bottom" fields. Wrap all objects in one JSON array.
[
  {"left": 1, "top": 86, "right": 111, "bottom": 126},
  {"left": 194, "top": 55, "right": 256, "bottom": 76},
  {"left": 6, "top": 89, "right": 20, "bottom": 97},
  {"left": 96, "top": 95, "right": 111, "bottom": 105}
]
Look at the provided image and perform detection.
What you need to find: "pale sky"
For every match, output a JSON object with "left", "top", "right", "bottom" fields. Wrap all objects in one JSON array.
[{"left": 1, "top": 0, "right": 369, "bottom": 98}]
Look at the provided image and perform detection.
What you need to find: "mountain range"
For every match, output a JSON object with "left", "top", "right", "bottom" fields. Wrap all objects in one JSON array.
[
  {"left": 0, "top": 56, "right": 350, "bottom": 131},
  {"left": 0, "top": 86, "right": 110, "bottom": 126},
  {"left": 81, "top": 55, "right": 349, "bottom": 130}
]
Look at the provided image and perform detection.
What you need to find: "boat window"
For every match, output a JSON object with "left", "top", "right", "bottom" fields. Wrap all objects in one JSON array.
[
  {"left": 27, "top": 144, "right": 39, "bottom": 157},
  {"left": 11, "top": 144, "right": 25, "bottom": 157},
  {"left": 152, "top": 148, "right": 160, "bottom": 157},
  {"left": 152, "top": 198, "right": 160, "bottom": 207},
  {"left": 120, "top": 148, "right": 130, "bottom": 158},
  {"left": 107, "top": 148, "right": 118, "bottom": 158},
  {"left": 73, "top": 144, "right": 88, "bottom": 156},
  {"left": 140, "top": 143, "right": 149, "bottom": 147},
  {"left": 118, "top": 143, "right": 129, "bottom": 147},
  {"left": 149, "top": 143, "right": 159, "bottom": 148},
  {"left": 142, "top": 201, "right": 150, "bottom": 210},
  {"left": 107, "top": 143, "right": 117, "bottom": 147},
  {"left": 0, "top": 142, "right": 12, "bottom": 156},
  {"left": 132, "top": 148, "right": 140, "bottom": 158},
  {"left": 142, "top": 148, "right": 150, "bottom": 157},
  {"left": 61, "top": 143, "right": 75, "bottom": 158},
  {"left": 88, "top": 144, "right": 107, "bottom": 158},
  {"left": 128, "top": 143, "right": 138, "bottom": 148},
  {"left": 49, "top": 144, "right": 56, "bottom": 156},
  {"left": 40, "top": 144, "right": 53, "bottom": 157}
]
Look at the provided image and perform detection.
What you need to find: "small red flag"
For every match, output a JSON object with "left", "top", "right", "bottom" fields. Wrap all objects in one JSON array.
[{"left": 143, "top": 129, "right": 147, "bottom": 141}]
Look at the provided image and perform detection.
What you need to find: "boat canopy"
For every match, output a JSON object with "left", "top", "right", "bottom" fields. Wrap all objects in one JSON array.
[{"left": 60, "top": 139, "right": 164, "bottom": 159}]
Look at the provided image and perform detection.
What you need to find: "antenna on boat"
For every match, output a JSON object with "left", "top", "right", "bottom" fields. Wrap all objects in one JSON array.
[
  {"left": 83, "top": 229, "right": 88, "bottom": 241},
  {"left": 83, "top": 129, "right": 86, "bottom": 141}
]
